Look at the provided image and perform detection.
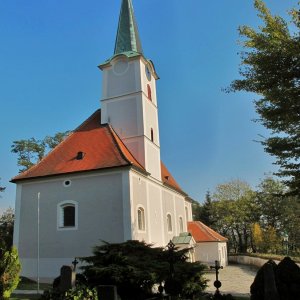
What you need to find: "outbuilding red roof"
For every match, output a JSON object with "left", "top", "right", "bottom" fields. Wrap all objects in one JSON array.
[
  {"left": 11, "top": 109, "right": 185, "bottom": 195},
  {"left": 188, "top": 221, "right": 228, "bottom": 242}
]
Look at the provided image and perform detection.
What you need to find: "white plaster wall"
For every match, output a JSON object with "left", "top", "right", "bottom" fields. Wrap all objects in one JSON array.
[
  {"left": 195, "top": 242, "right": 228, "bottom": 267},
  {"left": 130, "top": 170, "right": 191, "bottom": 247},
  {"left": 15, "top": 170, "right": 130, "bottom": 280},
  {"left": 145, "top": 141, "right": 161, "bottom": 181}
]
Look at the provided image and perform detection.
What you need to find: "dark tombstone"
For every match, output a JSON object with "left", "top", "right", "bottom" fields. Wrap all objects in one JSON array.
[
  {"left": 97, "top": 285, "right": 118, "bottom": 300},
  {"left": 250, "top": 259, "right": 279, "bottom": 300},
  {"left": 263, "top": 261, "right": 280, "bottom": 300},
  {"left": 276, "top": 257, "right": 300, "bottom": 300},
  {"left": 59, "top": 265, "right": 75, "bottom": 293}
]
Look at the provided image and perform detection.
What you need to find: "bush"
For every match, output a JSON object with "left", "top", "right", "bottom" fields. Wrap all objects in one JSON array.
[
  {"left": 41, "top": 284, "right": 98, "bottom": 300},
  {"left": 0, "top": 247, "right": 21, "bottom": 299}
]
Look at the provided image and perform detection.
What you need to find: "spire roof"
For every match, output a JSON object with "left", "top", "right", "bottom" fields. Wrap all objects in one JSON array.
[{"left": 114, "top": 0, "right": 143, "bottom": 55}]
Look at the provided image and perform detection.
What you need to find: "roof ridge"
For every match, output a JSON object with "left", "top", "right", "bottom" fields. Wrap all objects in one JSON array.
[
  {"left": 107, "top": 125, "right": 145, "bottom": 172},
  {"left": 199, "top": 221, "right": 221, "bottom": 241}
]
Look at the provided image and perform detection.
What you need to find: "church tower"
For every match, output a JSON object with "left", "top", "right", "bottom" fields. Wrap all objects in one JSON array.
[{"left": 99, "top": 0, "right": 161, "bottom": 181}]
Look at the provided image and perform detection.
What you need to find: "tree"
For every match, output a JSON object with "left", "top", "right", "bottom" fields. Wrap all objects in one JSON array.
[
  {"left": 11, "top": 131, "right": 71, "bottom": 172},
  {"left": 0, "top": 247, "right": 21, "bottom": 299},
  {"left": 211, "top": 180, "right": 259, "bottom": 253},
  {"left": 0, "top": 208, "right": 14, "bottom": 251},
  {"left": 229, "top": 0, "right": 300, "bottom": 195},
  {"left": 197, "top": 191, "right": 215, "bottom": 227},
  {"left": 81, "top": 240, "right": 207, "bottom": 300}
]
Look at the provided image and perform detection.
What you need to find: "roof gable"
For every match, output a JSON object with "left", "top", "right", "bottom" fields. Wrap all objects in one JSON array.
[
  {"left": 11, "top": 110, "right": 186, "bottom": 195},
  {"left": 188, "top": 221, "right": 228, "bottom": 243}
]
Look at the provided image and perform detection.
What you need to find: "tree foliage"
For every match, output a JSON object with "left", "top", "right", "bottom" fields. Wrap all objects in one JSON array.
[
  {"left": 0, "top": 247, "right": 21, "bottom": 299},
  {"left": 11, "top": 131, "right": 71, "bottom": 172},
  {"left": 210, "top": 177, "right": 300, "bottom": 255},
  {"left": 81, "top": 240, "right": 207, "bottom": 300},
  {"left": 229, "top": 0, "right": 300, "bottom": 195},
  {"left": 0, "top": 208, "right": 14, "bottom": 251},
  {"left": 211, "top": 180, "right": 258, "bottom": 253},
  {"left": 197, "top": 191, "right": 215, "bottom": 227}
]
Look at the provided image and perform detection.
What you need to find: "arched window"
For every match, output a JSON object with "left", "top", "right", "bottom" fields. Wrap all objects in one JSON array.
[
  {"left": 137, "top": 207, "right": 145, "bottom": 231},
  {"left": 58, "top": 201, "right": 78, "bottom": 230},
  {"left": 147, "top": 84, "right": 152, "bottom": 101},
  {"left": 167, "top": 214, "right": 172, "bottom": 232},
  {"left": 151, "top": 128, "right": 154, "bottom": 142},
  {"left": 179, "top": 217, "right": 184, "bottom": 233}
]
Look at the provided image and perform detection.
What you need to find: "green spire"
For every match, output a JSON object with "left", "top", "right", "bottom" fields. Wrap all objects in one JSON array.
[{"left": 114, "top": 0, "right": 143, "bottom": 55}]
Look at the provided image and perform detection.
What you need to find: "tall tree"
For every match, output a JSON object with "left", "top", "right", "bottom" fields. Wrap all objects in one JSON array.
[
  {"left": 0, "top": 208, "right": 14, "bottom": 251},
  {"left": 229, "top": 0, "right": 300, "bottom": 195},
  {"left": 11, "top": 131, "right": 71, "bottom": 172},
  {"left": 211, "top": 180, "right": 259, "bottom": 253},
  {"left": 198, "top": 191, "right": 215, "bottom": 226}
]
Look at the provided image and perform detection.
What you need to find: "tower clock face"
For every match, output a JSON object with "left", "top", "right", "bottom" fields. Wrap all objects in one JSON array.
[
  {"left": 113, "top": 59, "right": 129, "bottom": 75},
  {"left": 145, "top": 65, "right": 151, "bottom": 81}
]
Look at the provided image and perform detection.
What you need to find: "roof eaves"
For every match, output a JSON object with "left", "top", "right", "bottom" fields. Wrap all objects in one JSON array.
[{"left": 10, "top": 164, "right": 132, "bottom": 184}]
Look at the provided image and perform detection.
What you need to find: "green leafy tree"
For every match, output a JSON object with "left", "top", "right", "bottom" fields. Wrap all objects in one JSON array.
[
  {"left": 255, "top": 177, "right": 287, "bottom": 230},
  {"left": 0, "top": 247, "right": 21, "bottom": 299},
  {"left": 81, "top": 240, "right": 207, "bottom": 300},
  {"left": 211, "top": 180, "right": 259, "bottom": 253},
  {"left": 11, "top": 131, "right": 71, "bottom": 172},
  {"left": 0, "top": 208, "right": 14, "bottom": 251},
  {"left": 229, "top": 0, "right": 300, "bottom": 195}
]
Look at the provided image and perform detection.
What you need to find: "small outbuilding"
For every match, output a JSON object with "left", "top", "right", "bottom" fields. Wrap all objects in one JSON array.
[
  {"left": 172, "top": 232, "right": 196, "bottom": 262},
  {"left": 188, "top": 221, "right": 228, "bottom": 267}
]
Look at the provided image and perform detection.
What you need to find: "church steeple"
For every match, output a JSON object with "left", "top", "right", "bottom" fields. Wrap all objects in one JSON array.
[{"left": 114, "top": 0, "right": 143, "bottom": 55}]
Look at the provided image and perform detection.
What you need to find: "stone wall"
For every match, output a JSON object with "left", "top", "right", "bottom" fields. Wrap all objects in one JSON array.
[{"left": 229, "top": 255, "right": 300, "bottom": 268}]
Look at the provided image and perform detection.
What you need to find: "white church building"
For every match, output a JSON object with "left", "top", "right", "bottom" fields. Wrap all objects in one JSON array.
[{"left": 12, "top": 0, "right": 227, "bottom": 281}]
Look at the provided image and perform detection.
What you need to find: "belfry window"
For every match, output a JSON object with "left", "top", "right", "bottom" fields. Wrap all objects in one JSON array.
[
  {"left": 147, "top": 84, "right": 152, "bottom": 101},
  {"left": 137, "top": 207, "right": 145, "bottom": 231},
  {"left": 167, "top": 214, "right": 172, "bottom": 232},
  {"left": 58, "top": 201, "right": 78, "bottom": 230}
]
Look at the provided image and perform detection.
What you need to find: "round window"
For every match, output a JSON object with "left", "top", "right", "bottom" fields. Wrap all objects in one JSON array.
[{"left": 63, "top": 180, "right": 72, "bottom": 187}]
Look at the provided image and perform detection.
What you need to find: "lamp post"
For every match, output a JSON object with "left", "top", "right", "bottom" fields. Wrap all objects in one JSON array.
[
  {"left": 210, "top": 260, "right": 223, "bottom": 299},
  {"left": 283, "top": 233, "right": 289, "bottom": 256}
]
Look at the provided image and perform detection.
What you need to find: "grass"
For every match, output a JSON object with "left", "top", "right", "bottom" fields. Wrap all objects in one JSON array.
[{"left": 16, "top": 277, "right": 51, "bottom": 291}]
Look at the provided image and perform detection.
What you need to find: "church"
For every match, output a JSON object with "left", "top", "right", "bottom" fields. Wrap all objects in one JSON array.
[{"left": 12, "top": 0, "right": 226, "bottom": 281}]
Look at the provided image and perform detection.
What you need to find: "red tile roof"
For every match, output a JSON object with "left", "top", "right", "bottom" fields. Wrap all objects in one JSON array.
[
  {"left": 188, "top": 221, "right": 228, "bottom": 242},
  {"left": 11, "top": 109, "right": 185, "bottom": 195}
]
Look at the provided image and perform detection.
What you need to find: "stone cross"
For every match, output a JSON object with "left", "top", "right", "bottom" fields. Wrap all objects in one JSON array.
[{"left": 210, "top": 260, "right": 223, "bottom": 298}]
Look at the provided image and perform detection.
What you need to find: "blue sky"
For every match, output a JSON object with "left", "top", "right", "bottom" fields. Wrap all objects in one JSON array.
[{"left": 0, "top": 0, "right": 297, "bottom": 211}]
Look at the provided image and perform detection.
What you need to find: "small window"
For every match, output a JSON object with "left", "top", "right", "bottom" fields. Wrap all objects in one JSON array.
[
  {"left": 151, "top": 128, "right": 154, "bottom": 142},
  {"left": 58, "top": 201, "right": 78, "bottom": 230},
  {"left": 179, "top": 217, "right": 184, "bottom": 233},
  {"left": 63, "top": 206, "right": 75, "bottom": 227},
  {"left": 137, "top": 207, "right": 145, "bottom": 231},
  {"left": 147, "top": 84, "right": 152, "bottom": 101},
  {"left": 167, "top": 214, "right": 172, "bottom": 232}
]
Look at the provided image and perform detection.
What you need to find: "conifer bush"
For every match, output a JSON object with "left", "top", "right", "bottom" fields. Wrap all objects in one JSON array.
[{"left": 0, "top": 247, "right": 21, "bottom": 299}]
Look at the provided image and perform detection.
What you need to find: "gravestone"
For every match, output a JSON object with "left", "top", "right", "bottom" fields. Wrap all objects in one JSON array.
[
  {"left": 59, "top": 265, "right": 76, "bottom": 292},
  {"left": 251, "top": 257, "right": 300, "bottom": 300}
]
